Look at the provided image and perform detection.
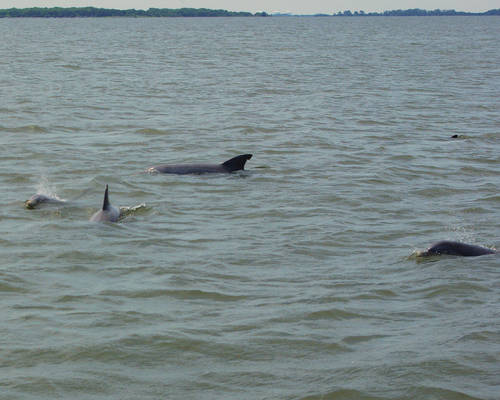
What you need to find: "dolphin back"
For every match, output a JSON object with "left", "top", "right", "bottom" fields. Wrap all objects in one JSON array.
[
  {"left": 424, "top": 240, "right": 496, "bottom": 257},
  {"left": 221, "top": 154, "right": 253, "bottom": 172},
  {"left": 149, "top": 153, "right": 253, "bottom": 174}
]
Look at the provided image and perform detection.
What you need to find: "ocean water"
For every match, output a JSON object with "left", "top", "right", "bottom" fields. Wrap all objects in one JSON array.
[{"left": 1, "top": 16, "right": 499, "bottom": 400}]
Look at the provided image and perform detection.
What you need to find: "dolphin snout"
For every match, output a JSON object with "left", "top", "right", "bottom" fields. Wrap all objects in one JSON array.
[
  {"left": 25, "top": 199, "right": 36, "bottom": 209},
  {"left": 24, "top": 196, "right": 41, "bottom": 209},
  {"left": 415, "top": 250, "right": 430, "bottom": 257}
]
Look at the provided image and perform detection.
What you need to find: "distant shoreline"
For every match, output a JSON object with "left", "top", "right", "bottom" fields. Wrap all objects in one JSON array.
[
  {"left": 330, "top": 8, "right": 500, "bottom": 17},
  {"left": 0, "top": 7, "right": 498, "bottom": 18},
  {"left": 0, "top": 7, "right": 267, "bottom": 18}
]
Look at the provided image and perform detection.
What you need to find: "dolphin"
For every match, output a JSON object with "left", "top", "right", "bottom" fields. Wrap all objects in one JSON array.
[
  {"left": 90, "top": 185, "right": 121, "bottom": 222},
  {"left": 147, "top": 154, "right": 252, "bottom": 174},
  {"left": 418, "top": 240, "right": 497, "bottom": 257},
  {"left": 25, "top": 194, "right": 66, "bottom": 209},
  {"left": 25, "top": 187, "right": 92, "bottom": 209}
]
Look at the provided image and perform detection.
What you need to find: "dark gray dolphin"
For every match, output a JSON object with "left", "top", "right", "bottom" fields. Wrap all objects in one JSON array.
[
  {"left": 148, "top": 154, "right": 252, "bottom": 174},
  {"left": 418, "top": 240, "right": 497, "bottom": 257},
  {"left": 90, "top": 185, "right": 121, "bottom": 222},
  {"left": 25, "top": 194, "right": 66, "bottom": 209}
]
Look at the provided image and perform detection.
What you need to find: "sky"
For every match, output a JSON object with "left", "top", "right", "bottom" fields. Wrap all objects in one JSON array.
[{"left": 0, "top": 0, "right": 498, "bottom": 14}]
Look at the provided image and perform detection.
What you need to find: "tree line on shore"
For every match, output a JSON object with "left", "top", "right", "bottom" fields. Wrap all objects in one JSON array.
[
  {"left": 0, "top": 7, "right": 498, "bottom": 18},
  {"left": 0, "top": 7, "right": 267, "bottom": 18},
  {"left": 332, "top": 8, "right": 500, "bottom": 16}
]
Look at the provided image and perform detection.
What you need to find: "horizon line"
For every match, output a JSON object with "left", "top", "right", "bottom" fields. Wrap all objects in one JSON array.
[{"left": 0, "top": 6, "right": 499, "bottom": 17}]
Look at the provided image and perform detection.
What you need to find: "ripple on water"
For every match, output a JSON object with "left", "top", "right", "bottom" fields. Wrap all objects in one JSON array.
[{"left": 98, "top": 288, "right": 248, "bottom": 302}]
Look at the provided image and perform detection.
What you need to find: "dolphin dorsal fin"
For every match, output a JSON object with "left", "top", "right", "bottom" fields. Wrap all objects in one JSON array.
[
  {"left": 102, "top": 184, "right": 110, "bottom": 210},
  {"left": 222, "top": 154, "right": 253, "bottom": 172}
]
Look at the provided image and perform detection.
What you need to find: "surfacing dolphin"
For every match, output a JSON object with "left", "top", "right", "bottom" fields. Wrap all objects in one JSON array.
[
  {"left": 25, "top": 194, "right": 66, "bottom": 209},
  {"left": 25, "top": 187, "right": 92, "bottom": 209},
  {"left": 147, "top": 154, "right": 253, "bottom": 175},
  {"left": 418, "top": 240, "right": 497, "bottom": 257},
  {"left": 90, "top": 185, "right": 121, "bottom": 223}
]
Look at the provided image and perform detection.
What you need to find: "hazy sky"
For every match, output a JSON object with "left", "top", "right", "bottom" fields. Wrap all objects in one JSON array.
[{"left": 0, "top": 0, "right": 498, "bottom": 14}]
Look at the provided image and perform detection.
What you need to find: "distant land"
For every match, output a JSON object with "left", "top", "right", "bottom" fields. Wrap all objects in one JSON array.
[
  {"left": 330, "top": 8, "right": 500, "bottom": 16},
  {"left": 0, "top": 7, "right": 267, "bottom": 18},
  {"left": 278, "top": 8, "right": 500, "bottom": 16},
  {"left": 0, "top": 7, "right": 498, "bottom": 18}
]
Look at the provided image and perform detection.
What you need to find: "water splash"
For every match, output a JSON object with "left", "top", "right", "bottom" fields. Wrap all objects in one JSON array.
[
  {"left": 119, "top": 203, "right": 149, "bottom": 219},
  {"left": 35, "top": 176, "right": 64, "bottom": 201}
]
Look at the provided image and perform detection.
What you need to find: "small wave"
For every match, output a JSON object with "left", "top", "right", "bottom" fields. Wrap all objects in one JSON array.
[
  {"left": 55, "top": 294, "right": 92, "bottom": 303},
  {"left": 356, "top": 119, "right": 392, "bottom": 126},
  {"left": 6, "top": 125, "right": 49, "bottom": 133},
  {"left": 406, "top": 385, "right": 484, "bottom": 400},
  {"left": 61, "top": 64, "right": 81, "bottom": 70},
  {"left": 482, "top": 195, "right": 500, "bottom": 202},
  {"left": 135, "top": 128, "right": 171, "bottom": 135},
  {"left": 409, "top": 282, "right": 490, "bottom": 298},
  {"left": 0, "top": 281, "right": 28, "bottom": 293},
  {"left": 354, "top": 289, "right": 398, "bottom": 300},
  {"left": 300, "top": 388, "right": 383, "bottom": 400},
  {"left": 342, "top": 334, "right": 389, "bottom": 345},
  {"left": 100, "top": 288, "right": 247, "bottom": 301},
  {"left": 462, "top": 206, "right": 489, "bottom": 214},
  {"left": 305, "top": 308, "right": 364, "bottom": 321},
  {"left": 53, "top": 125, "right": 82, "bottom": 133},
  {"left": 458, "top": 330, "right": 500, "bottom": 343}
]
